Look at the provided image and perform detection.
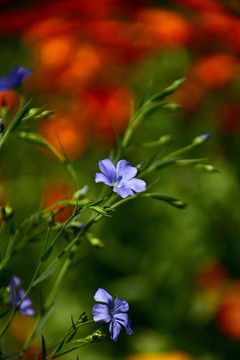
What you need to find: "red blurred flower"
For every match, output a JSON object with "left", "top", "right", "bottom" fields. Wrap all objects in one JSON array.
[
  {"left": 135, "top": 8, "right": 192, "bottom": 48},
  {"left": 196, "top": 262, "right": 229, "bottom": 291},
  {"left": 0, "top": 90, "right": 21, "bottom": 113},
  {"left": 79, "top": 85, "right": 132, "bottom": 143},
  {"left": 219, "top": 103, "right": 240, "bottom": 133},
  {"left": 40, "top": 112, "right": 88, "bottom": 160},
  {"left": 217, "top": 284, "right": 240, "bottom": 341},
  {"left": 42, "top": 180, "right": 74, "bottom": 223},
  {"left": 192, "top": 53, "right": 238, "bottom": 89},
  {"left": 174, "top": 80, "right": 204, "bottom": 113},
  {"left": 10, "top": 313, "right": 36, "bottom": 342},
  {"left": 171, "top": 0, "right": 224, "bottom": 13}
]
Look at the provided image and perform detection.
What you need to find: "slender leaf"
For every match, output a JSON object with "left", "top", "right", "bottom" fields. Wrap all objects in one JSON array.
[
  {"left": 8, "top": 100, "right": 32, "bottom": 132},
  {"left": 138, "top": 79, "right": 153, "bottom": 108},
  {"left": 41, "top": 335, "right": 46, "bottom": 360},
  {"left": 151, "top": 78, "right": 185, "bottom": 101}
]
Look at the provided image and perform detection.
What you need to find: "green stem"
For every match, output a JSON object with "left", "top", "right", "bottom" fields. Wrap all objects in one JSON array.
[{"left": 166, "top": 144, "right": 194, "bottom": 158}]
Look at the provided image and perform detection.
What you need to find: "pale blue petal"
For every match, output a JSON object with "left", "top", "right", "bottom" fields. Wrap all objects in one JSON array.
[
  {"left": 113, "top": 186, "right": 134, "bottom": 198},
  {"left": 109, "top": 319, "right": 122, "bottom": 341},
  {"left": 95, "top": 173, "right": 113, "bottom": 186},
  {"left": 18, "top": 289, "right": 26, "bottom": 300},
  {"left": 124, "top": 178, "right": 146, "bottom": 192},
  {"left": 21, "top": 308, "right": 35, "bottom": 316},
  {"left": 116, "top": 160, "right": 137, "bottom": 182},
  {"left": 92, "top": 304, "right": 111, "bottom": 323},
  {"left": 93, "top": 288, "right": 113, "bottom": 305},
  {"left": 113, "top": 295, "right": 129, "bottom": 313},
  {"left": 20, "top": 297, "right": 32, "bottom": 310},
  {"left": 99, "top": 159, "right": 116, "bottom": 183},
  {"left": 9, "top": 276, "right": 21, "bottom": 290},
  {"left": 114, "top": 313, "right": 133, "bottom": 335}
]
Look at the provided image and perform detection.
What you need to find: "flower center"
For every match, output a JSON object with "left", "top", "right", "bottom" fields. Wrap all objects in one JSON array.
[{"left": 112, "top": 176, "right": 123, "bottom": 188}]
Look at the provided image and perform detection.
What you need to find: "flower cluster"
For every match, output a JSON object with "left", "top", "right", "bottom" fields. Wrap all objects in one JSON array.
[
  {"left": 8, "top": 276, "right": 34, "bottom": 316},
  {"left": 92, "top": 288, "right": 133, "bottom": 341}
]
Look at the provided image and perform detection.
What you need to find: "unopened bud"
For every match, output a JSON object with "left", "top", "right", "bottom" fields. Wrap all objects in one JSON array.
[
  {"left": 39, "top": 110, "right": 55, "bottom": 118},
  {"left": 92, "top": 330, "right": 106, "bottom": 341},
  {"left": 192, "top": 133, "right": 210, "bottom": 146},
  {"left": 195, "top": 163, "right": 218, "bottom": 172},
  {"left": 1, "top": 204, "right": 14, "bottom": 220},
  {"left": 28, "top": 108, "right": 40, "bottom": 116},
  {"left": 159, "top": 134, "right": 172, "bottom": 145},
  {"left": 73, "top": 186, "right": 88, "bottom": 200},
  {"left": 161, "top": 102, "right": 180, "bottom": 110}
]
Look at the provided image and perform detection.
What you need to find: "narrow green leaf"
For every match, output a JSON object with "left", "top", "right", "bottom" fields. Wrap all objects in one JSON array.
[
  {"left": 33, "top": 261, "right": 58, "bottom": 286},
  {"left": 18, "top": 132, "right": 52, "bottom": 148},
  {"left": 41, "top": 335, "right": 46, "bottom": 360},
  {"left": 85, "top": 199, "right": 103, "bottom": 207},
  {"left": 32, "top": 306, "right": 53, "bottom": 337},
  {"left": 151, "top": 78, "right": 185, "bottom": 101},
  {"left": 176, "top": 158, "right": 208, "bottom": 165},
  {"left": 41, "top": 245, "right": 53, "bottom": 262},
  {"left": 138, "top": 79, "right": 153, "bottom": 108},
  {"left": 152, "top": 157, "right": 179, "bottom": 170},
  {"left": 143, "top": 193, "right": 187, "bottom": 209},
  {"left": 8, "top": 100, "right": 32, "bottom": 132},
  {"left": 71, "top": 315, "right": 76, "bottom": 329},
  {"left": 89, "top": 206, "right": 111, "bottom": 217}
]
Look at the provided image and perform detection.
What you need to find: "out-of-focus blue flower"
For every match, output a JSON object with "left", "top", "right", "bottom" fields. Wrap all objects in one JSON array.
[
  {"left": 92, "top": 288, "right": 133, "bottom": 341},
  {"left": 95, "top": 159, "right": 146, "bottom": 198},
  {"left": 8, "top": 276, "right": 35, "bottom": 316},
  {"left": 0, "top": 66, "right": 33, "bottom": 91}
]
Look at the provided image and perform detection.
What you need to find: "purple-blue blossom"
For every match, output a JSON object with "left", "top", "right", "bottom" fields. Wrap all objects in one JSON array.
[
  {"left": 8, "top": 276, "right": 35, "bottom": 316},
  {"left": 0, "top": 66, "right": 33, "bottom": 91},
  {"left": 92, "top": 288, "right": 133, "bottom": 341},
  {"left": 95, "top": 159, "right": 146, "bottom": 198}
]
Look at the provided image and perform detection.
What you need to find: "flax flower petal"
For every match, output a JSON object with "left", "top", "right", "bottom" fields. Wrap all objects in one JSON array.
[
  {"left": 98, "top": 159, "right": 116, "bottom": 183},
  {"left": 93, "top": 288, "right": 113, "bottom": 305},
  {"left": 22, "top": 308, "right": 35, "bottom": 316},
  {"left": 114, "top": 313, "right": 133, "bottom": 335},
  {"left": 113, "top": 186, "right": 134, "bottom": 198},
  {"left": 95, "top": 173, "right": 113, "bottom": 186},
  {"left": 116, "top": 160, "right": 137, "bottom": 181},
  {"left": 92, "top": 303, "right": 111, "bottom": 323},
  {"left": 113, "top": 295, "right": 129, "bottom": 312},
  {"left": 109, "top": 319, "right": 122, "bottom": 341},
  {"left": 124, "top": 178, "right": 146, "bottom": 192}
]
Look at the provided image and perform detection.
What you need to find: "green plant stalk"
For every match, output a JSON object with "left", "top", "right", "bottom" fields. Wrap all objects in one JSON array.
[
  {"left": 166, "top": 143, "right": 195, "bottom": 158},
  {"left": 0, "top": 96, "right": 25, "bottom": 152},
  {"left": 44, "top": 253, "right": 72, "bottom": 310},
  {"left": 47, "top": 320, "right": 94, "bottom": 360},
  {"left": 17, "top": 255, "right": 74, "bottom": 360}
]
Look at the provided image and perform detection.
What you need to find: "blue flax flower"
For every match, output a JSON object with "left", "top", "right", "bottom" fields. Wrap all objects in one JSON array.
[
  {"left": 0, "top": 66, "right": 33, "bottom": 91},
  {"left": 95, "top": 159, "right": 146, "bottom": 198},
  {"left": 8, "top": 276, "right": 35, "bottom": 316},
  {"left": 92, "top": 288, "right": 133, "bottom": 341}
]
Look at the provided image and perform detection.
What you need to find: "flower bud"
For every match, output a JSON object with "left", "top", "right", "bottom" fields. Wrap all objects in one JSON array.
[
  {"left": 192, "top": 133, "right": 210, "bottom": 146},
  {"left": 73, "top": 185, "right": 88, "bottom": 200},
  {"left": 1, "top": 204, "right": 14, "bottom": 220}
]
